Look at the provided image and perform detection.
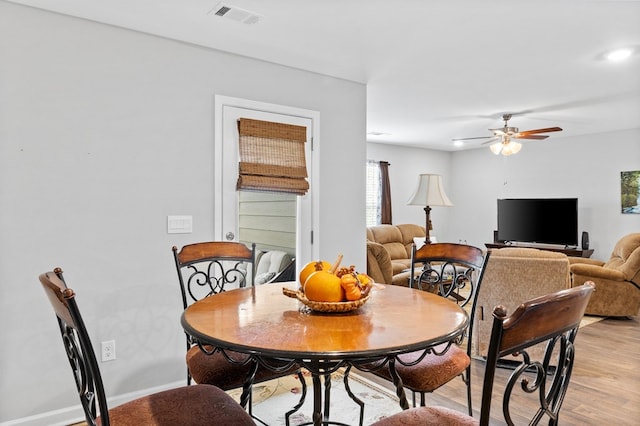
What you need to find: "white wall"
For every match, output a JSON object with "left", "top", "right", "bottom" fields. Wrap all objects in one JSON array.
[
  {"left": 368, "top": 129, "right": 640, "bottom": 258},
  {"left": 367, "top": 143, "right": 453, "bottom": 239},
  {"left": 0, "top": 3, "right": 366, "bottom": 423}
]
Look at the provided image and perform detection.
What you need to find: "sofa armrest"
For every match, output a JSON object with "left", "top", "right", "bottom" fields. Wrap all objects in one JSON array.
[
  {"left": 367, "top": 241, "right": 393, "bottom": 285},
  {"left": 568, "top": 256, "right": 605, "bottom": 266},
  {"left": 570, "top": 263, "right": 626, "bottom": 281}
]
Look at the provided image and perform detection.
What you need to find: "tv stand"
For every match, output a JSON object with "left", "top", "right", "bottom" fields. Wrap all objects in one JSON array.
[{"left": 485, "top": 242, "right": 594, "bottom": 258}]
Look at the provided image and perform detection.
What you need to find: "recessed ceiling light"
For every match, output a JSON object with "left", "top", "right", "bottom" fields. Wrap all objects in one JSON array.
[
  {"left": 453, "top": 140, "right": 464, "bottom": 147},
  {"left": 606, "top": 48, "right": 633, "bottom": 62}
]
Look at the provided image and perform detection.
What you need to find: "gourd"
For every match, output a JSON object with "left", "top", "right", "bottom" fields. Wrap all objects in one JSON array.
[{"left": 340, "top": 273, "right": 362, "bottom": 301}]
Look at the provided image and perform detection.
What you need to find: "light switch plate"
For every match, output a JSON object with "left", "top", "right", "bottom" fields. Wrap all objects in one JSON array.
[{"left": 167, "top": 215, "right": 193, "bottom": 234}]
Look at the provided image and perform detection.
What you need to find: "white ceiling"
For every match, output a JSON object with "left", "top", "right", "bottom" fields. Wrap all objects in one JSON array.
[{"left": 8, "top": 0, "right": 640, "bottom": 151}]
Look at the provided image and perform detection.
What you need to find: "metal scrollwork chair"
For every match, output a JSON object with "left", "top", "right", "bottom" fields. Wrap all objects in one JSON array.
[
  {"left": 368, "top": 243, "right": 490, "bottom": 415},
  {"left": 410, "top": 242, "right": 481, "bottom": 307},
  {"left": 372, "top": 282, "right": 595, "bottom": 425},
  {"left": 172, "top": 241, "right": 306, "bottom": 422},
  {"left": 38, "top": 268, "right": 254, "bottom": 426}
]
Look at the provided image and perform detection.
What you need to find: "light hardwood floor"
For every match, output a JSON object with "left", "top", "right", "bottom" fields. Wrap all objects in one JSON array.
[{"left": 365, "top": 316, "right": 640, "bottom": 425}]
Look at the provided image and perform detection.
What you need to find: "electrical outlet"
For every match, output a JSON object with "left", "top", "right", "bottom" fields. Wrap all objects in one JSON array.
[{"left": 101, "top": 340, "right": 116, "bottom": 362}]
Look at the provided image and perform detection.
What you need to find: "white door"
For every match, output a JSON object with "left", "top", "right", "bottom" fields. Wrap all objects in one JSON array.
[{"left": 214, "top": 96, "right": 318, "bottom": 265}]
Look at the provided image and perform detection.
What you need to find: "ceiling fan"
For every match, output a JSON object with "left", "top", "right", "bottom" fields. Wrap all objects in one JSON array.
[{"left": 453, "top": 114, "right": 563, "bottom": 156}]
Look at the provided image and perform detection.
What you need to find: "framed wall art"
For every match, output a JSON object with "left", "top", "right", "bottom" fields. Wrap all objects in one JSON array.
[{"left": 621, "top": 170, "right": 640, "bottom": 214}]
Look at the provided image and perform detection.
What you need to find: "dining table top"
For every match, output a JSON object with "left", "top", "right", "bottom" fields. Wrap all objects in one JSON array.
[{"left": 181, "top": 281, "right": 469, "bottom": 360}]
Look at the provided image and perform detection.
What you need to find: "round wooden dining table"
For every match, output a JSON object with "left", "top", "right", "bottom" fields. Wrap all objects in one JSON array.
[{"left": 181, "top": 282, "right": 469, "bottom": 426}]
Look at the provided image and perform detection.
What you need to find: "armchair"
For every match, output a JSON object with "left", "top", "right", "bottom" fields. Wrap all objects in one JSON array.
[
  {"left": 569, "top": 233, "right": 640, "bottom": 317},
  {"left": 255, "top": 250, "right": 296, "bottom": 283},
  {"left": 473, "top": 247, "right": 571, "bottom": 361}
]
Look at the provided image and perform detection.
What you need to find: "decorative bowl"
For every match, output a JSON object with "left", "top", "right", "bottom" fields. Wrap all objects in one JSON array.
[{"left": 282, "top": 287, "right": 370, "bottom": 313}]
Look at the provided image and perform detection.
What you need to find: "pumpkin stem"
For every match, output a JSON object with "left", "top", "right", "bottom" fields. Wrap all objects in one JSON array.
[{"left": 329, "top": 254, "right": 343, "bottom": 274}]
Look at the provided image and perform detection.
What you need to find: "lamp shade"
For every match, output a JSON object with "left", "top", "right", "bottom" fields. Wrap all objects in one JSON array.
[
  {"left": 407, "top": 174, "right": 453, "bottom": 207},
  {"left": 489, "top": 140, "right": 522, "bottom": 156}
]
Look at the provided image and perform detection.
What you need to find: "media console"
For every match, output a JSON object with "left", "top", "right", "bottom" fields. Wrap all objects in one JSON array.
[{"left": 485, "top": 243, "right": 594, "bottom": 258}]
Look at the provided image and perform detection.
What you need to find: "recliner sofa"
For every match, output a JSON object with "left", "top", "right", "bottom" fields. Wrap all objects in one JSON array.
[
  {"left": 569, "top": 233, "right": 640, "bottom": 317},
  {"left": 366, "top": 224, "right": 425, "bottom": 286}
]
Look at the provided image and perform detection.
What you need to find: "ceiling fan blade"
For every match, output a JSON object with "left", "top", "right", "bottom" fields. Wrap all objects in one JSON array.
[
  {"left": 518, "top": 126, "right": 563, "bottom": 135},
  {"left": 514, "top": 134, "right": 549, "bottom": 140},
  {"left": 481, "top": 137, "right": 500, "bottom": 145},
  {"left": 451, "top": 136, "right": 494, "bottom": 141}
]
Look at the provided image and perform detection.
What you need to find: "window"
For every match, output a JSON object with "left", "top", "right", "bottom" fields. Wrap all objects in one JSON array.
[{"left": 366, "top": 161, "right": 382, "bottom": 226}]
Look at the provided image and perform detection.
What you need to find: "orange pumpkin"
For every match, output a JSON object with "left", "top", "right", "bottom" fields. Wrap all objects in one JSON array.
[
  {"left": 304, "top": 270, "right": 345, "bottom": 302},
  {"left": 299, "top": 260, "right": 331, "bottom": 286}
]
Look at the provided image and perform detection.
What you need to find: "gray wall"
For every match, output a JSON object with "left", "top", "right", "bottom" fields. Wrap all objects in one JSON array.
[
  {"left": 368, "top": 129, "right": 640, "bottom": 259},
  {"left": 0, "top": 2, "right": 366, "bottom": 423}
]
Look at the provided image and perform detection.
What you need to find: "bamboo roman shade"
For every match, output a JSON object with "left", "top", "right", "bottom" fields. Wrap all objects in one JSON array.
[{"left": 237, "top": 118, "right": 309, "bottom": 195}]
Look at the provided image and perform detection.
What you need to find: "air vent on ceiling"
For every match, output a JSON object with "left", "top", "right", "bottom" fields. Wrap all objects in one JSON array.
[{"left": 209, "top": 2, "right": 262, "bottom": 24}]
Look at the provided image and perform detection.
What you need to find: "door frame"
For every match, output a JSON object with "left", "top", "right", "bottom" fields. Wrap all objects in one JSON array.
[{"left": 214, "top": 95, "right": 320, "bottom": 264}]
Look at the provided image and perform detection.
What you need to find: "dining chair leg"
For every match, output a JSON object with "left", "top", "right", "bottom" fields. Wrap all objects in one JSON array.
[
  {"left": 285, "top": 370, "right": 308, "bottom": 426},
  {"left": 240, "top": 361, "right": 259, "bottom": 410},
  {"left": 343, "top": 365, "right": 365, "bottom": 426},
  {"left": 464, "top": 366, "right": 473, "bottom": 416},
  {"left": 388, "top": 358, "right": 410, "bottom": 410}
]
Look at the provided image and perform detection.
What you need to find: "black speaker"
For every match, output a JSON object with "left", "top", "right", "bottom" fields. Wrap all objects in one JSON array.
[
  {"left": 493, "top": 230, "right": 499, "bottom": 243},
  {"left": 581, "top": 231, "right": 589, "bottom": 250}
]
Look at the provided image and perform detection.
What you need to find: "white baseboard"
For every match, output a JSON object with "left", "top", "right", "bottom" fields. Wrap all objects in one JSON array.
[{"left": 0, "top": 381, "right": 184, "bottom": 426}]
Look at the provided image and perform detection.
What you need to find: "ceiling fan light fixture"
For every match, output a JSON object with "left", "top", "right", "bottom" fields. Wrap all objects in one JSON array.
[
  {"left": 506, "top": 141, "right": 522, "bottom": 155},
  {"left": 489, "top": 142, "right": 503, "bottom": 155},
  {"left": 490, "top": 140, "right": 522, "bottom": 156}
]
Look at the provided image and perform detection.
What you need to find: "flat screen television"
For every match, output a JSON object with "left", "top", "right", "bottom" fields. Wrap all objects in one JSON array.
[{"left": 497, "top": 198, "right": 578, "bottom": 247}]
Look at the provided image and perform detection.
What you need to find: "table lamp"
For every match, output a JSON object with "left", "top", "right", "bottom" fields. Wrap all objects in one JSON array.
[{"left": 407, "top": 174, "right": 453, "bottom": 244}]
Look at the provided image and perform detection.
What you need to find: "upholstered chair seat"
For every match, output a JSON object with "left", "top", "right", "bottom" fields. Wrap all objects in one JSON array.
[
  {"left": 186, "top": 346, "right": 297, "bottom": 390},
  {"left": 373, "top": 406, "right": 478, "bottom": 426},
  {"left": 102, "top": 384, "right": 253, "bottom": 425},
  {"left": 372, "top": 343, "right": 470, "bottom": 393}
]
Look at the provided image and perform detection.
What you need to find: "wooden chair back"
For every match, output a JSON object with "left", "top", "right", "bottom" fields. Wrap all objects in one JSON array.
[
  {"left": 172, "top": 241, "right": 256, "bottom": 310},
  {"left": 480, "top": 282, "right": 595, "bottom": 425},
  {"left": 39, "top": 268, "right": 110, "bottom": 426},
  {"left": 409, "top": 242, "right": 490, "bottom": 347},
  {"left": 410, "top": 242, "right": 488, "bottom": 304}
]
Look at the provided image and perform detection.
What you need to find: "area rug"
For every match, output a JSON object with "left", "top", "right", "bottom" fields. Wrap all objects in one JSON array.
[
  {"left": 580, "top": 315, "right": 604, "bottom": 328},
  {"left": 227, "top": 369, "right": 402, "bottom": 425}
]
